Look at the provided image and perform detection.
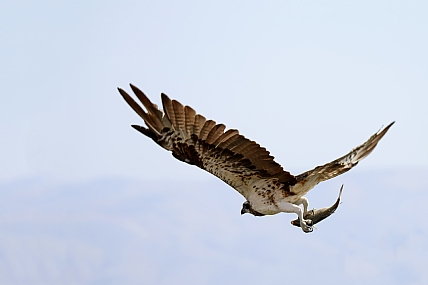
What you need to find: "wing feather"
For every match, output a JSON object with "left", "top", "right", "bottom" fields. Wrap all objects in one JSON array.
[
  {"left": 227, "top": 136, "right": 251, "bottom": 151},
  {"left": 118, "top": 88, "right": 161, "bottom": 135},
  {"left": 161, "top": 93, "right": 175, "bottom": 130},
  {"left": 184, "top": 105, "right": 197, "bottom": 135},
  {"left": 119, "top": 85, "right": 298, "bottom": 198},
  {"left": 172, "top": 100, "right": 185, "bottom": 131},
  {"left": 232, "top": 140, "right": 258, "bottom": 154},
  {"left": 217, "top": 133, "right": 240, "bottom": 149},
  {"left": 193, "top": 114, "right": 207, "bottom": 137},
  {"left": 294, "top": 122, "right": 395, "bottom": 194},
  {"left": 213, "top": 129, "right": 239, "bottom": 147},
  {"left": 119, "top": 84, "right": 393, "bottom": 198},
  {"left": 129, "top": 84, "right": 164, "bottom": 131},
  {"left": 206, "top": 124, "right": 226, "bottom": 144},
  {"left": 199, "top": 120, "right": 216, "bottom": 141},
  {"left": 241, "top": 144, "right": 266, "bottom": 158}
]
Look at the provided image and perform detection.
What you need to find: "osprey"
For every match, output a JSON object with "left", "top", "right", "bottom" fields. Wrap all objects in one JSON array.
[{"left": 118, "top": 84, "right": 394, "bottom": 233}]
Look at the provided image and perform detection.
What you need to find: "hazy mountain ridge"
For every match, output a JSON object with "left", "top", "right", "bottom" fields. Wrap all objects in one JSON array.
[{"left": 1, "top": 168, "right": 427, "bottom": 285}]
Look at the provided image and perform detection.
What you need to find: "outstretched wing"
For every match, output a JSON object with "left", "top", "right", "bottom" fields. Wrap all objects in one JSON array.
[
  {"left": 118, "top": 84, "right": 297, "bottom": 198},
  {"left": 294, "top": 122, "right": 394, "bottom": 193}
]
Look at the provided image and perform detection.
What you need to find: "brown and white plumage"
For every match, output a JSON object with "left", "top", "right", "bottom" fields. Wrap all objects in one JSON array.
[{"left": 118, "top": 84, "right": 394, "bottom": 232}]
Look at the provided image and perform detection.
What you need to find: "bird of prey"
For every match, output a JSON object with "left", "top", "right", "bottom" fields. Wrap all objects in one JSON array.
[{"left": 118, "top": 84, "right": 394, "bottom": 233}]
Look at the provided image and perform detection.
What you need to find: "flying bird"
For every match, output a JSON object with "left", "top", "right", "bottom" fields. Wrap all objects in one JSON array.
[{"left": 118, "top": 84, "right": 394, "bottom": 233}]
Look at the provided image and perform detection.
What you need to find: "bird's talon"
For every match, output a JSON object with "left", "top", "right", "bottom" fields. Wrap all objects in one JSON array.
[
  {"left": 301, "top": 220, "right": 314, "bottom": 233},
  {"left": 303, "top": 226, "right": 313, "bottom": 233}
]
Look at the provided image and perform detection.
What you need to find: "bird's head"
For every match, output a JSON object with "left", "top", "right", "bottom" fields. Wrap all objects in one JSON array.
[
  {"left": 241, "top": 201, "right": 251, "bottom": 215},
  {"left": 240, "top": 201, "right": 265, "bottom": 216}
]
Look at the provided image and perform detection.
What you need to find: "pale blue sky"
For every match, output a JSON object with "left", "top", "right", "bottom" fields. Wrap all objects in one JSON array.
[
  {"left": 1, "top": 2, "right": 428, "bottom": 284},
  {"left": 2, "top": 1, "right": 427, "bottom": 183}
]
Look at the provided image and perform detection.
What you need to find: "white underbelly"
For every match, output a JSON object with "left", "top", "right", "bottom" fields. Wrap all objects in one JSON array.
[
  {"left": 248, "top": 175, "right": 320, "bottom": 215},
  {"left": 245, "top": 179, "right": 289, "bottom": 215}
]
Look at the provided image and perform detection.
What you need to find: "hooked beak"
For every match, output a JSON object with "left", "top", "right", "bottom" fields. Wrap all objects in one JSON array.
[{"left": 241, "top": 208, "right": 248, "bottom": 215}]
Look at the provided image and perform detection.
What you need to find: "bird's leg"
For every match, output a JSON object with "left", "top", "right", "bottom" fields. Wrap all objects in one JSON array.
[
  {"left": 277, "top": 201, "right": 313, "bottom": 233},
  {"left": 294, "top": 196, "right": 310, "bottom": 216}
]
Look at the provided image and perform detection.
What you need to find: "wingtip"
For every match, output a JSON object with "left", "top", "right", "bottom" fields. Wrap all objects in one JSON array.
[
  {"left": 161, "top": 92, "right": 171, "bottom": 101},
  {"left": 377, "top": 121, "right": 395, "bottom": 135},
  {"left": 129, "top": 83, "right": 140, "bottom": 93},
  {"left": 381, "top": 121, "right": 395, "bottom": 134},
  {"left": 117, "top": 87, "right": 128, "bottom": 98}
]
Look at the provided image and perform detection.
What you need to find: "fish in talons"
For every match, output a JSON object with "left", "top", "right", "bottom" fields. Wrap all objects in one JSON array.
[{"left": 291, "top": 184, "right": 343, "bottom": 231}]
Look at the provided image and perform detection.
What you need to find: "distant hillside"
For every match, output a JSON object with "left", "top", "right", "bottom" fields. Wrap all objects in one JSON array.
[{"left": 1, "top": 168, "right": 427, "bottom": 285}]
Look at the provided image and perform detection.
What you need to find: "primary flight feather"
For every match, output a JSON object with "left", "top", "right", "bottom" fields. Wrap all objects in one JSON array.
[{"left": 119, "top": 84, "right": 394, "bottom": 233}]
